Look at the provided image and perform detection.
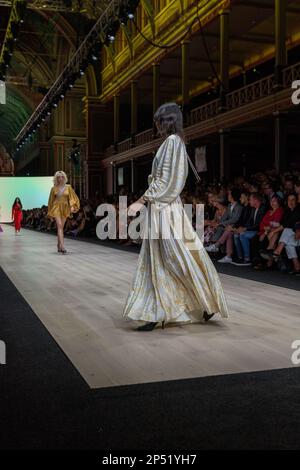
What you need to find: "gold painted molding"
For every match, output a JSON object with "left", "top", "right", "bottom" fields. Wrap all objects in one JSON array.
[{"left": 100, "top": 0, "right": 231, "bottom": 103}]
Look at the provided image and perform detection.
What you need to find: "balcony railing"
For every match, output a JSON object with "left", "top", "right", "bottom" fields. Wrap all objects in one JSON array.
[
  {"left": 117, "top": 138, "right": 132, "bottom": 153},
  {"left": 105, "top": 145, "right": 115, "bottom": 158},
  {"left": 105, "top": 59, "right": 300, "bottom": 159},
  {"left": 190, "top": 99, "right": 220, "bottom": 125},
  {"left": 283, "top": 62, "right": 300, "bottom": 87},
  {"left": 134, "top": 129, "right": 154, "bottom": 146},
  {"left": 226, "top": 75, "right": 275, "bottom": 109}
]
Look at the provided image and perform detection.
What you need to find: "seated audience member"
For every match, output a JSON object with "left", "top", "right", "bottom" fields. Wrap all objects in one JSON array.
[
  {"left": 284, "top": 222, "right": 300, "bottom": 275},
  {"left": 65, "top": 210, "right": 86, "bottom": 236},
  {"left": 283, "top": 177, "right": 295, "bottom": 198},
  {"left": 251, "top": 195, "right": 284, "bottom": 269},
  {"left": 205, "top": 188, "right": 242, "bottom": 254},
  {"left": 82, "top": 200, "right": 96, "bottom": 236},
  {"left": 232, "top": 192, "right": 266, "bottom": 266},
  {"left": 204, "top": 192, "right": 217, "bottom": 222},
  {"left": 267, "top": 222, "right": 300, "bottom": 275},
  {"left": 295, "top": 180, "right": 300, "bottom": 204},
  {"left": 215, "top": 191, "right": 251, "bottom": 263},
  {"left": 204, "top": 198, "right": 227, "bottom": 246},
  {"left": 261, "top": 181, "right": 284, "bottom": 206},
  {"left": 260, "top": 193, "right": 300, "bottom": 263}
]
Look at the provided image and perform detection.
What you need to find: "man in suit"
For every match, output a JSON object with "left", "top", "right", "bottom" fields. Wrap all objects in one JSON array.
[
  {"left": 206, "top": 188, "right": 243, "bottom": 253},
  {"left": 232, "top": 192, "right": 266, "bottom": 266}
]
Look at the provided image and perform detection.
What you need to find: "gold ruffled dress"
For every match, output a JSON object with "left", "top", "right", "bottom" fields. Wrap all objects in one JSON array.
[
  {"left": 47, "top": 184, "right": 80, "bottom": 218},
  {"left": 123, "top": 134, "right": 229, "bottom": 323}
]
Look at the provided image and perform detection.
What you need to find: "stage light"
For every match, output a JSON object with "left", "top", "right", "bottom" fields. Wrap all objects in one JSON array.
[
  {"left": 11, "top": 21, "right": 20, "bottom": 38},
  {"left": 79, "top": 60, "right": 89, "bottom": 76},
  {"left": 14, "top": 1, "right": 136, "bottom": 147}
]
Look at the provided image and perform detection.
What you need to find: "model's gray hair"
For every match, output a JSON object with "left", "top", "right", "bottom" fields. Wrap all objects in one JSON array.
[{"left": 154, "top": 103, "right": 185, "bottom": 140}]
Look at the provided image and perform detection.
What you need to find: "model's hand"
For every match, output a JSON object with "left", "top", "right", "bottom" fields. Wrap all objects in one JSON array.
[
  {"left": 70, "top": 206, "right": 75, "bottom": 213},
  {"left": 128, "top": 199, "right": 145, "bottom": 217}
]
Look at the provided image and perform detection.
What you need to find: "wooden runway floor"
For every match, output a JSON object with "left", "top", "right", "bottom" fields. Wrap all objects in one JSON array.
[{"left": 0, "top": 225, "right": 299, "bottom": 388}]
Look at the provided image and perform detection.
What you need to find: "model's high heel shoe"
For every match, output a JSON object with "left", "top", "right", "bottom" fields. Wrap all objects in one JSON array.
[
  {"left": 203, "top": 311, "right": 215, "bottom": 322},
  {"left": 136, "top": 321, "right": 165, "bottom": 331},
  {"left": 60, "top": 248, "right": 67, "bottom": 254}
]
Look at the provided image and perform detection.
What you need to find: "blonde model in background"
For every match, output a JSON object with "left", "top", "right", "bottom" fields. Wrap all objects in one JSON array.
[{"left": 47, "top": 171, "right": 80, "bottom": 254}]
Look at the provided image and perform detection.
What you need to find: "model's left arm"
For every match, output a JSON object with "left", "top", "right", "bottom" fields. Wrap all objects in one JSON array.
[
  {"left": 68, "top": 186, "right": 80, "bottom": 213},
  {"left": 142, "top": 136, "right": 188, "bottom": 206}
]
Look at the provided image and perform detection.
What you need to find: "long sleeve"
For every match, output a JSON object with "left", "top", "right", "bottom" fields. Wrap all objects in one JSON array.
[
  {"left": 68, "top": 186, "right": 80, "bottom": 213},
  {"left": 221, "top": 204, "right": 243, "bottom": 227},
  {"left": 259, "top": 207, "right": 283, "bottom": 232},
  {"left": 246, "top": 206, "right": 266, "bottom": 231},
  {"left": 47, "top": 187, "right": 55, "bottom": 215},
  {"left": 142, "top": 135, "right": 188, "bottom": 209}
]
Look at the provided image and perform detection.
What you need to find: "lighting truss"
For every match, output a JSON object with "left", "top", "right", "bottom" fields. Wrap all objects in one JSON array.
[
  {"left": 0, "top": 1, "right": 112, "bottom": 16},
  {"left": 0, "top": 0, "right": 27, "bottom": 82},
  {"left": 15, "top": 0, "right": 139, "bottom": 148},
  {"left": 0, "top": 0, "right": 71, "bottom": 12}
]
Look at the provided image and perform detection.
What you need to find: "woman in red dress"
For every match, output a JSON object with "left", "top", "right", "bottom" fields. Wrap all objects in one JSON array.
[{"left": 12, "top": 197, "right": 23, "bottom": 234}]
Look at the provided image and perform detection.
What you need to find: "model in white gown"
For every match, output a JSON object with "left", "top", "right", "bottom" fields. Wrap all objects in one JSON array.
[{"left": 123, "top": 132, "right": 229, "bottom": 328}]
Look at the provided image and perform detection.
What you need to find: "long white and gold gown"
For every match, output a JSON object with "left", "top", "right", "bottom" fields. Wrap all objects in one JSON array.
[{"left": 123, "top": 134, "right": 229, "bottom": 324}]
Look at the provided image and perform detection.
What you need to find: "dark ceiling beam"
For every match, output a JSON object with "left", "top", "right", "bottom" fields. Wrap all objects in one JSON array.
[
  {"left": 166, "top": 55, "right": 243, "bottom": 68},
  {"left": 198, "top": 31, "right": 274, "bottom": 45},
  {"left": 0, "top": 28, "right": 67, "bottom": 37},
  {"left": 143, "top": 72, "right": 212, "bottom": 81},
  {"left": 235, "top": 0, "right": 300, "bottom": 14}
]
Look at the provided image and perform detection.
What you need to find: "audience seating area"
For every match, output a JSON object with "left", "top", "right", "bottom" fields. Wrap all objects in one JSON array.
[{"left": 21, "top": 169, "right": 300, "bottom": 277}]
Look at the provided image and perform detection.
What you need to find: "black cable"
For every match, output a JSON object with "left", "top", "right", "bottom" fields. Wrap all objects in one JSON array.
[
  {"left": 131, "top": 1, "right": 225, "bottom": 93},
  {"left": 196, "top": 0, "right": 224, "bottom": 89},
  {"left": 131, "top": 0, "right": 213, "bottom": 51},
  {"left": 132, "top": 16, "right": 198, "bottom": 50}
]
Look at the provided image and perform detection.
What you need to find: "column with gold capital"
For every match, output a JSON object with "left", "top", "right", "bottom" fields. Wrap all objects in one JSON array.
[
  {"left": 83, "top": 95, "right": 113, "bottom": 198},
  {"left": 219, "top": 9, "right": 230, "bottom": 110},
  {"left": 181, "top": 40, "right": 190, "bottom": 121}
]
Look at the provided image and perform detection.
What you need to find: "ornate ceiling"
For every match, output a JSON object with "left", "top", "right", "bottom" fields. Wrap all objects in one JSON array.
[{"left": 0, "top": 0, "right": 109, "bottom": 150}]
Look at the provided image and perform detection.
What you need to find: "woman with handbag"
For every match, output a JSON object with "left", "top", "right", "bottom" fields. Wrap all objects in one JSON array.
[
  {"left": 123, "top": 103, "right": 229, "bottom": 331},
  {"left": 47, "top": 171, "right": 80, "bottom": 254}
]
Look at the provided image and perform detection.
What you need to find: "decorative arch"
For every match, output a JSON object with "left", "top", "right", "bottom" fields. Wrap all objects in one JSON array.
[
  {"left": 85, "top": 66, "right": 98, "bottom": 96},
  {"left": 0, "top": 85, "right": 33, "bottom": 151}
]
